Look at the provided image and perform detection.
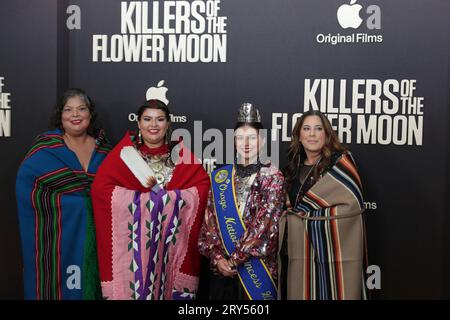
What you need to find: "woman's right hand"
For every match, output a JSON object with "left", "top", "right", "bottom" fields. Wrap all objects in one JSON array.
[
  {"left": 216, "top": 258, "right": 237, "bottom": 277},
  {"left": 147, "top": 176, "right": 157, "bottom": 188}
]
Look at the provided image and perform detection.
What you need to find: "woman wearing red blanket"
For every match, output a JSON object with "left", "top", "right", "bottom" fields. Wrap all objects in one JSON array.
[{"left": 91, "top": 99, "right": 210, "bottom": 300}]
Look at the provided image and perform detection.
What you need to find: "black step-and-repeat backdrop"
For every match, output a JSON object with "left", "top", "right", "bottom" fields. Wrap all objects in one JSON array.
[{"left": 1, "top": 0, "right": 449, "bottom": 299}]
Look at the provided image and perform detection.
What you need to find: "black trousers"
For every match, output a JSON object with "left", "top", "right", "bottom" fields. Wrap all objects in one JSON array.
[{"left": 208, "top": 273, "right": 248, "bottom": 300}]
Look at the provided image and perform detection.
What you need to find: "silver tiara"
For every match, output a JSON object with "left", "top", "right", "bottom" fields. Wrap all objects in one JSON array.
[{"left": 237, "top": 103, "right": 261, "bottom": 123}]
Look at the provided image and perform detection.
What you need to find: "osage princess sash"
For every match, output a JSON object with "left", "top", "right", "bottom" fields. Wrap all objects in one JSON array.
[{"left": 210, "top": 164, "right": 277, "bottom": 300}]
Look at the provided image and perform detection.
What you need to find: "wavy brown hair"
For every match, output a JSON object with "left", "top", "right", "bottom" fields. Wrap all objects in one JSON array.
[{"left": 285, "top": 110, "right": 347, "bottom": 185}]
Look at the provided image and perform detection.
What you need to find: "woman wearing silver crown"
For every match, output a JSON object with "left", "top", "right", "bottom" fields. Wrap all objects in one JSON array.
[
  {"left": 91, "top": 98, "right": 210, "bottom": 300},
  {"left": 198, "top": 103, "right": 286, "bottom": 300}
]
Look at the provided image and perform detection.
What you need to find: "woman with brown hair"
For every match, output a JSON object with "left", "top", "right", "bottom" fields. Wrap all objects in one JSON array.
[{"left": 279, "top": 110, "right": 368, "bottom": 300}]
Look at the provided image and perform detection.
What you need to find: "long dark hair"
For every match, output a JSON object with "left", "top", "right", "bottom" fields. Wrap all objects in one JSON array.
[
  {"left": 285, "top": 110, "right": 347, "bottom": 185},
  {"left": 50, "top": 88, "right": 99, "bottom": 136}
]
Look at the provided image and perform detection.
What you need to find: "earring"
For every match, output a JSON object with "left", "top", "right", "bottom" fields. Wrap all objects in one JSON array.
[{"left": 138, "top": 130, "right": 142, "bottom": 145}]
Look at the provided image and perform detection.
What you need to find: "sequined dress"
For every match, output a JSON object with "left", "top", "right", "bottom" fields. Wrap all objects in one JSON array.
[{"left": 198, "top": 163, "right": 285, "bottom": 299}]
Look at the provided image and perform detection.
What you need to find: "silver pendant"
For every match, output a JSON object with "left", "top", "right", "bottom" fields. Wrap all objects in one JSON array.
[
  {"left": 150, "top": 162, "right": 163, "bottom": 172},
  {"left": 155, "top": 173, "right": 165, "bottom": 185}
]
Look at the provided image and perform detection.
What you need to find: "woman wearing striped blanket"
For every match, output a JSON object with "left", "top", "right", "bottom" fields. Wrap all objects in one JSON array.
[
  {"left": 16, "top": 89, "right": 110, "bottom": 299},
  {"left": 279, "top": 110, "right": 369, "bottom": 300}
]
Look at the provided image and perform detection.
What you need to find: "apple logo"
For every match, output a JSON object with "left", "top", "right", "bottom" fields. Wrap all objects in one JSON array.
[
  {"left": 146, "top": 80, "right": 169, "bottom": 105},
  {"left": 337, "top": 0, "right": 363, "bottom": 29}
]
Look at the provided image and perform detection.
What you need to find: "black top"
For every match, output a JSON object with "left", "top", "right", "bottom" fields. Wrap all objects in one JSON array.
[
  {"left": 288, "top": 163, "right": 313, "bottom": 208},
  {"left": 234, "top": 161, "right": 265, "bottom": 178}
]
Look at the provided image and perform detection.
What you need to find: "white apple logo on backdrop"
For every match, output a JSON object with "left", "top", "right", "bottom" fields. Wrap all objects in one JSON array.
[
  {"left": 337, "top": 0, "right": 363, "bottom": 29},
  {"left": 146, "top": 80, "right": 169, "bottom": 105}
]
